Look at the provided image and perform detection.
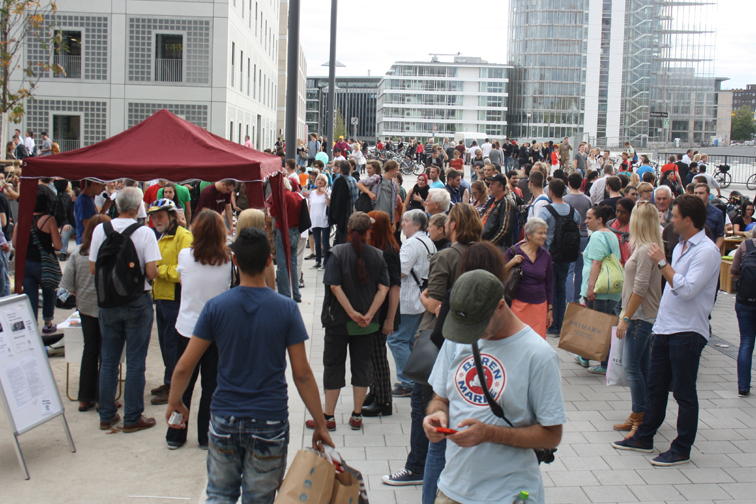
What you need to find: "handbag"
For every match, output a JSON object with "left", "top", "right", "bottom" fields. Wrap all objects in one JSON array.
[
  {"left": 594, "top": 232, "right": 624, "bottom": 294},
  {"left": 503, "top": 246, "right": 523, "bottom": 298},
  {"left": 472, "top": 341, "right": 556, "bottom": 465},
  {"left": 298, "top": 196, "right": 312, "bottom": 230},
  {"left": 30, "top": 222, "right": 61, "bottom": 290},
  {"left": 402, "top": 329, "right": 438, "bottom": 386},
  {"left": 354, "top": 176, "right": 380, "bottom": 213}
]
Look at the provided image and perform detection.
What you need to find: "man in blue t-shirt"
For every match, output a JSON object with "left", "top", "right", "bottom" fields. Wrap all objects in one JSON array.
[
  {"left": 166, "top": 228, "right": 333, "bottom": 503},
  {"left": 74, "top": 180, "right": 109, "bottom": 245},
  {"left": 424, "top": 271, "right": 567, "bottom": 504}
]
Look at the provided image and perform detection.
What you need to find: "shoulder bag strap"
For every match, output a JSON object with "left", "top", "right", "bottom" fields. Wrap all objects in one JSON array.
[
  {"left": 409, "top": 236, "right": 432, "bottom": 289},
  {"left": 472, "top": 341, "right": 513, "bottom": 427}
]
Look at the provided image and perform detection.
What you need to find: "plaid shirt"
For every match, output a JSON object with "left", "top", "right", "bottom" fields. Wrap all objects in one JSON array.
[{"left": 343, "top": 174, "right": 359, "bottom": 207}]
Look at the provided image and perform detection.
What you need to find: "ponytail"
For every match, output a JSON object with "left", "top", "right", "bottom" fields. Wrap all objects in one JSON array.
[{"left": 350, "top": 229, "right": 369, "bottom": 284}]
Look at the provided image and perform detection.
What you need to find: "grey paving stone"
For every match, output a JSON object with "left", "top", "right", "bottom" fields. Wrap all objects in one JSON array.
[
  {"left": 583, "top": 484, "right": 639, "bottom": 503},
  {"left": 635, "top": 468, "right": 691, "bottom": 485}
]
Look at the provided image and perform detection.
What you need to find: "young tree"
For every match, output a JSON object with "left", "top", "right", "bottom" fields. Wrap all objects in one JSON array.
[
  {"left": 732, "top": 105, "right": 756, "bottom": 141},
  {"left": 334, "top": 109, "right": 346, "bottom": 140},
  {"left": 0, "top": 1, "right": 61, "bottom": 157}
]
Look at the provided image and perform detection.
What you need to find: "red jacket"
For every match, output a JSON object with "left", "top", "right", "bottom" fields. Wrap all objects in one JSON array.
[{"left": 271, "top": 190, "right": 303, "bottom": 230}]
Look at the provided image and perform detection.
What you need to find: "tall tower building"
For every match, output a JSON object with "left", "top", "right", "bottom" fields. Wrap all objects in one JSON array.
[{"left": 508, "top": 0, "right": 718, "bottom": 147}]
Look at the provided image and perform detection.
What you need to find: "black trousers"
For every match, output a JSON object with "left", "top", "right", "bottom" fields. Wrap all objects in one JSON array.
[
  {"left": 323, "top": 330, "right": 374, "bottom": 389},
  {"left": 166, "top": 336, "right": 218, "bottom": 446},
  {"left": 369, "top": 332, "right": 392, "bottom": 405},
  {"left": 78, "top": 314, "right": 102, "bottom": 403}
]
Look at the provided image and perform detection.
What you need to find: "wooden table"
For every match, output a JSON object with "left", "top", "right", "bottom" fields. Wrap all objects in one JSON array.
[
  {"left": 721, "top": 236, "right": 745, "bottom": 256},
  {"left": 721, "top": 258, "right": 734, "bottom": 294}
]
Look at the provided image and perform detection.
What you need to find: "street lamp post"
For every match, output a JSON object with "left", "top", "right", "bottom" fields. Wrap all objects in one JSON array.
[
  {"left": 526, "top": 113, "right": 531, "bottom": 140},
  {"left": 284, "top": 0, "right": 300, "bottom": 161},
  {"left": 325, "top": 0, "right": 338, "bottom": 154}
]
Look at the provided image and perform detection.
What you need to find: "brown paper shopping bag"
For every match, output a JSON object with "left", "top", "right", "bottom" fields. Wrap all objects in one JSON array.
[
  {"left": 330, "top": 471, "right": 361, "bottom": 504},
  {"left": 557, "top": 302, "right": 618, "bottom": 361},
  {"left": 275, "top": 449, "right": 335, "bottom": 504}
]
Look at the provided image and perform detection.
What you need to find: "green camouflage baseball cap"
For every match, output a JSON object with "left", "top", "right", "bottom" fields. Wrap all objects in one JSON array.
[{"left": 443, "top": 270, "right": 505, "bottom": 344}]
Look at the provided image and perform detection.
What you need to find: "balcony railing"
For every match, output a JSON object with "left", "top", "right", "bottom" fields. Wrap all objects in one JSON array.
[
  {"left": 57, "top": 140, "right": 81, "bottom": 153},
  {"left": 52, "top": 55, "right": 81, "bottom": 79},
  {"left": 154, "top": 58, "right": 183, "bottom": 82}
]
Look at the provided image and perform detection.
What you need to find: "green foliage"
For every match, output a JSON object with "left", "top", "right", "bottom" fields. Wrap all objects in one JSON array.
[
  {"left": 0, "top": 1, "right": 60, "bottom": 122},
  {"left": 732, "top": 105, "right": 756, "bottom": 141},
  {"left": 334, "top": 109, "right": 346, "bottom": 140}
]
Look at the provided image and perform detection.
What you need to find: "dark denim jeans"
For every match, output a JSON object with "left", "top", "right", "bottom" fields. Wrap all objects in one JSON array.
[
  {"left": 736, "top": 302, "right": 756, "bottom": 392},
  {"left": 566, "top": 236, "right": 589, "bottom": 304},
  {"left": 275, "top": 227, "right": 301, "bottom": 301},
  {"left": 422, "top": 439, "right": 446, "bottom": 504},
  {"left": 23, "top": 260, "right": 56, "bottom": 323},
  {"left": 167, "top": 336, "right": 218, "bottom": 447},
  {"left": 78, "top": 314, "right": 102, "bottom": 403},
  {"left": 552, "top": 261, "right": 571, "bottom": 332},
  {"left": 388, "top": 313, "right": 423, "bottom": 389},
  {"left": 206, "top": 415, "right": 289, "bottom": 504},
  {"left": 98, "top": 293, "right": 154, "bottom": 425},
  {"left": 156, "top": 299, "right": 181, "bottom": 386},
  {"left": 623, "top": 319, "right": 654, "bottom": 413},
  {"left": 312, "top": 226, "right": 330, "bottom": 267},
  {"left": 587, "top": 298, "right": 618, "bottom": 368},
  {"left": 634, "top": 332, "right": 707, "bottom": 457},
  {"left": 405, "top": 383, "right": 433, "bottom": 475}
]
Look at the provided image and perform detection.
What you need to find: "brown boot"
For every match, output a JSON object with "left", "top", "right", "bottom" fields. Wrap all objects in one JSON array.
[
  {"left": 613, "top": 413, "right": 635, "bottom": 432},
  {"left": 624, "top": 412, "right": 645, "bottom": 439}
]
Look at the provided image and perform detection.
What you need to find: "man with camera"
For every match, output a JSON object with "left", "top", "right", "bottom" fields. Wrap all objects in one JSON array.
[{"left": 423, "top": 270, "right": 566, "bottom": 504}]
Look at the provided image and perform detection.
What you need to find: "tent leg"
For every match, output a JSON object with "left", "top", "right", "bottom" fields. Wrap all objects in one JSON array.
[
  {"left": 61, "top": 413, "right": 76, "bottom": 453},
  {"left": 11, "top": 432, "right": 29, "bottom": 480}
]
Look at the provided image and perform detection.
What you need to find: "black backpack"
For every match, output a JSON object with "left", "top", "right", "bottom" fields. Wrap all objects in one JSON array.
[
  {"left": 546, "top": 205, "right": 580, "bottom": 263},
  {"left": 94, "top": 222, "right": 146, "bottom": 308},
  {"left": 737, "top": 240, "right": 756, "bottom": 306}
]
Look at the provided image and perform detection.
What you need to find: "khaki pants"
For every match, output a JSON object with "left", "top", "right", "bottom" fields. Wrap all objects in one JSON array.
[{"left": 435, "top": 490, "right": 462, "bottom": 504}]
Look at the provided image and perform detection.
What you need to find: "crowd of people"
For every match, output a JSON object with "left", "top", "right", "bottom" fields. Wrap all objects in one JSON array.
[{"left": 8, "top": 132, "right": 745, "bottom": 504}]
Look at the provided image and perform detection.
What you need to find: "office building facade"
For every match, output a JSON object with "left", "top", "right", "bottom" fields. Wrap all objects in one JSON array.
[
  {"left": 732, "top": 85, "right": 756, "bottom": 113},
  {"left": 508, "top": 0, "right": 720, "bottom": 147},
  {"left": 13, "top": 0, "right": 282, "bottom": 153},
  {"left": 306, "top": 76, "right": 379, "bottom": 143},
  {"left": 376, "top": 57, "right": 511, "bottom": 141}
]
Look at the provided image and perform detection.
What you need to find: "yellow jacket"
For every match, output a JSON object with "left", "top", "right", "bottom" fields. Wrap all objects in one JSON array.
[{"left": 153, "top": 224, "right": 193, "bottom": 301}]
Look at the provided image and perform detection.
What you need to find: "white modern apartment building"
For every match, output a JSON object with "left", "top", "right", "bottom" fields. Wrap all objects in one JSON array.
[
  {"left": 11, "top": 0, "right": 282, "bottom": 153},
  {"left": 376, "top": 56, "right": 512, "bottom": 141},
  {"left": 276, "top": 0, "right": 307, "bottom": 143}
]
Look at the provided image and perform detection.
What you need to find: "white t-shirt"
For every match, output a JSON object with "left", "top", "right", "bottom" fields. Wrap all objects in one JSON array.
[
  {"left": 89, "top": 218, "right": 162, "bottom": 291},
  {"left": 429, "top": 326, "right": 567, "bottom": 504},
  {"left": 527, "top": 194, "right": 551, "bottom": 221},
  {"left": 24, "top": 136, "right": 34, "bottom": 153},
  {"left": 308, "top": 189, "right": 330, "bottom": 229},
  {"left": 175, "top": 248, "right": 232, "bottom": 337},
  {"left": 480, "top": 142, "right": 493, "bottom": 157}
]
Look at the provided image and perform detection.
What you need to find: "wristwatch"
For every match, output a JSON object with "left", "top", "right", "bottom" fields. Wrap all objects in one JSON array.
[
  {"left": 657, "top": 259, "right": 668, "bottom": 269},
  {"left": 623, "top": 316, "right": 630, "bottom": 323}
]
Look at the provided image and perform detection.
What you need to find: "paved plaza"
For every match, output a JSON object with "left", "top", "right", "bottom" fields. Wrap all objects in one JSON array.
[{"left": 2, "top": 246, "right": 756, "bottom": 504}]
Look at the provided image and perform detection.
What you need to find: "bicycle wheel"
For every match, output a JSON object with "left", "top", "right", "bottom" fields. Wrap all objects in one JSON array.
[
  {"left": 747, "top": 173, "right": 756, "bottom": 191},
  {"left": 413, "top": 162, "right": 425, "bottom": 176},
  {"left": 714, "top": 171, "right": 725, "bottom": 187},
  {"left": 722, "top": 172, "right": 732, "bottom": 189}
]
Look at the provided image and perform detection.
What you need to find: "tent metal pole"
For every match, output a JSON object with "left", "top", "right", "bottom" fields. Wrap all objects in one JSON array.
[
  {"left": 284, "top": 0, "right": 300, "bottom": 162},
  {"left": 326, "top": 0, "right": 338, "bottom": 154}
]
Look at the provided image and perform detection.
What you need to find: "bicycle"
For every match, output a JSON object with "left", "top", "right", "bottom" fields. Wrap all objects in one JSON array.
[
  {"left": 715, "top": 164, "right": 732, "bottom": 189},
  {"left": 747, "top": 171, "right": 756, "bottom": 191}
]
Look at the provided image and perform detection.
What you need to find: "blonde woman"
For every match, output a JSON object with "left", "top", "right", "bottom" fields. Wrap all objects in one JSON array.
[
  {"left": 236, "top": 209, "right": 276, "bottom": 290},
  {"left": 613, "top": 202, "right": 663, "bottom": 439},
  {"left": 636, "top": 182, "right": 654, "bottom": 202},
  {"left": 308, "top": 173, "right": 331, "bottom": 269}
]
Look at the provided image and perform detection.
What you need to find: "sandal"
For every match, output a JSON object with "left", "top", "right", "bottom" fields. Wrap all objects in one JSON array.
[{"left": 79, "top": 401, "right": 96, "bottom": 412}]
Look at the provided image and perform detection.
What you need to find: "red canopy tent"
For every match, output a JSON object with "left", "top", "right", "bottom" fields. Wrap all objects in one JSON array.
[{"left": 15, "top": 109, "right": 293, "bottom": 293}]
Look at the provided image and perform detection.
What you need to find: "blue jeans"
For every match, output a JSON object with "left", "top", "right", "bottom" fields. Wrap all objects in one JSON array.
[
  {"left": 0, "top": 251, "right": 11, "bottom": 297},
  {"left": 634, "top": 332, "right": 707, "bottom": 457},
  {"left": 206, "top": 415, "right": 288, "bottom": 504},
  {"left": 422, "top": 439, "right": 446, "bottom": 504},
  {"left": 405, "top": 383, "right": 430, "bottom": 475},
  {"left": 312, "top": 226, "right": 330, "bottom": 267},
  {"left": 566, "top": 236, "right": 589, "bottom": 304},
  {"left": 156, "top": 299, "right": 181, "bottom": 386},
  {"left": 623, "top": 319, "right": 654, "bottom": 413},
  {"left": 23, "top": 260, "right": 55, "bottom": 323},
  {"left": 586, "top": 298, "right": 618, "bottom": 368},
  {"left": 388, "top": 313, "right": 423, "bottom": 388},
  {"left": 60, "top": 225, "right": 75, "bottom": 257},
  {"left": 504, "top": 157, "right": 512, "bottom": 170},
  {"left": 736, "top": 302, "right": 756, "bottom": 392},
  {"left": 551, "top": 261, "right": 570, "bottom": 332},
  {"left": 275, "top": 227, "right": 301, "bottom": 301},
  {"left": 98, "top": 293, "right": 154, "bottom": 425}
]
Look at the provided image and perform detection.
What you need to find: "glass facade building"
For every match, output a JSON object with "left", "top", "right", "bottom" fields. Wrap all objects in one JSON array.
[
  {"left": 509, "top": 0, "right": 719, "bottom": 147},
  {"left": 376, "top": 57, "right": 511, "bottom": 140},
  {"left": 305, "top": 76, "right": 380, "bottom": 142}
]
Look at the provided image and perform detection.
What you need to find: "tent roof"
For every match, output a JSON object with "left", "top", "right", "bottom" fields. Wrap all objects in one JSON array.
[{"left": 22, "top": 109, "right": 282, "bottom": 182}]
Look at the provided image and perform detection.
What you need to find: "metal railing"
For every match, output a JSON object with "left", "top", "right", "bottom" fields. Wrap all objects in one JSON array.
[
  {"left": 57, "top": 140, "right": 81, "bottom": 153},
  {"left": 656, "top": 152, "right": 756, "bottom": 184},
  {"left": 154, "top": 58, "right": 183, "bottom": 82},
  {"left": 52, "top": 55, "right": 81, "bottom": 79}
]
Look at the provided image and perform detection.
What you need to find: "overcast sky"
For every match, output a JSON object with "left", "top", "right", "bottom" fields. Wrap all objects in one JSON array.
[{"left": 300, "top": 0, "right": 754, "bottom": 90}]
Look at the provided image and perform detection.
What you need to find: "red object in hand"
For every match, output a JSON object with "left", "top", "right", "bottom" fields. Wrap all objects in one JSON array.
[{"left": 435, "top": 427, "right": 458, "bottom": 435}]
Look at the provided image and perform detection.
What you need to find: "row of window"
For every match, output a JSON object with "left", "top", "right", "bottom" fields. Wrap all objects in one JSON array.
[
  {"left": 229, "top": 41, "right": 275, "bottom": 107},
  {"left": 394, "top": 66, "right": 458, "bottom": 78}
]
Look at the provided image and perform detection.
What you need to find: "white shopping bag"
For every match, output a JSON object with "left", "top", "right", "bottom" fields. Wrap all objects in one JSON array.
[{"left": 606, "top": 327, "right": 628, "bottom": 387}]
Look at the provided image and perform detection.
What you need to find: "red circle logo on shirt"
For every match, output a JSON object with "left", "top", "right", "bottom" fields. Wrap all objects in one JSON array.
[{"left": 454, "top": 354, "right": 506, "bottom": 406}]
